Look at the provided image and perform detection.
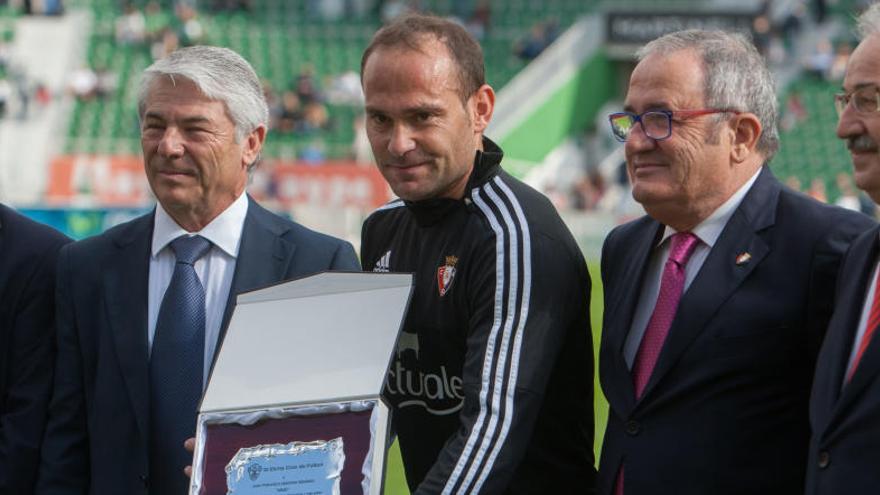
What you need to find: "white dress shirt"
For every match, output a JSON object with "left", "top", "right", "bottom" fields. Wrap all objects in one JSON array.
[
  {"left": 623, "top": 169, "right": 762, "bottom": 368},
  {"left": 844, "top": 245, "right": 880, "bottom": 383},
  {"left": 148, "top": 192, "right": 249, "bottom": 385}
]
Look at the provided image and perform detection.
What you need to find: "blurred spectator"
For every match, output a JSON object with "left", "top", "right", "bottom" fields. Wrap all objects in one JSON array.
[
  {"left": 781, "top": 89, "right": 808, "bottom": 130},
  {"left": 0, "top": 77, "right": 10, "bottom": 118},
  {"left": 829, "top": 41, "right": 852, "bottom": 81},
  {"left": 44, "top": 0, "right": 62, "bottom": 15},
  {"left": 10, "top": 66, "right": 28, "bottom": 120},
  {"left": 752, "top": 14, "right": 772, "bottom": 57},
  {"left": 301, "top": 101, "right": 330, "bottom": 134},
  {"left": 785, "top": 175, "right": 803, "bottom": 191},
  {"left": 808, "top": 178, "right": 827, "bottom": 202},
  {"left": 835, "top": 172, "right": 860, "bottom": 211},
  {"left": 325, "top": 70, "right": 363, "bottom": 105},
  {"left": 766, "top": 36, "right": 788, "bottom": 66},
  {"left": 803, "top": 38, "right": 834, "bottom": 79},
  {"left": 0, "top": 40, "right": 10, "bottom": 73},
  {"left": 32, "top": 80, "right": 52, "bottom": 117},
  {"left": 514, "top": 19, "right": 558, "bottom": 61},
  {"left": 779, "top": 1, "right": 806, "bottom": 48},
  {"left": 834, "top": 166, "right": 879, "bottom": 217},
  {"left": 21, "top": 0, "right": 63, "bottom": 15},
  {"left": 34, "top": 82, "right": 51, "bottom": 107},
  {"left": 293, "top": 65, "right": 322, "bottom": 105},
  {"left": 151, "top": 28, "right": 179, "bottom": 61},
  {"left": 68, "top": 66, "right": 97, "bottom": 101},
  {"left": 544, "top": 184, "right": 569, "bottom": 210},
  {"left": 466, "top": 0, "right": 491, "bottom": 41},
  {"left": 276, "top": 90, "right": 303, "bottom": 134},
  {"left": 68, "top": 65, "right": 116, "bottom": 101},
  {"left": 94, "top": 67, "right": 118, "bottom": 99},
  {"left": 570, "top": 171, "right": 606, "bottom": 211},
  {"left": 175, "top": 3, "right": 206, "bottom": 46},
  {"left": 144, "top": 0, "right": 171, "bottom": 44},
  {"left": 116, "top": 3, "right": 146, "bottom": 46}
]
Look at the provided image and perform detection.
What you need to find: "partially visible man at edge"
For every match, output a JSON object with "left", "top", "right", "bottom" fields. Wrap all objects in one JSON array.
[
  {"left": 0, "top": 204, "right": 70, "bottom": 494},
  {"left": 37, "top": 45, "right": 359, "bottom": 495},
  {"left": 598, "top": 30, "right": 873, "bottom": 495},
  {"left": 359, "top": 13, "right": 596, "bottom": 494},
  {"left": 808, "top": 3, "right": 880, "bottom": 493}
]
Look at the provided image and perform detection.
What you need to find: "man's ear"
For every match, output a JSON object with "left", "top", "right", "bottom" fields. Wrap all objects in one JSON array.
[
  {"left": 730, "top": 112, "right": 762, "bottom": 163},
  {"left": 470, "top": 84, "right": 495, "bottom": 133},
  {"left": 242, "top": 124, "right": 267, "bottom": 168}
]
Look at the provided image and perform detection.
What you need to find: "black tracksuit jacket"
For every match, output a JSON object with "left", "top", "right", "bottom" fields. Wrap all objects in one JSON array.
[{"left": 361, "top": 138, "right": 596, "bottom": 494}]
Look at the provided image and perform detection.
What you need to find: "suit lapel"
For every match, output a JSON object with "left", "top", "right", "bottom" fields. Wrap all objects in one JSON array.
[
  {"left": 828, "top": 231, "right": 880, "bottom": 426},
  {"left": 604, "top": 220, "right": 662, "bottom": 413},
  {"left": 0, "top": 209, "right": 7, "bottom": 287},
  {"left": 104, "top": 214, "right": 153, "bottom": 440},
  {"left": 215, "top": 197, "right": 295, "bottom": 354},
  {"left": 638, "top": 168, "right": 777, "bottom": 402},
  {"left": 0, "top": 210, "right": 7, "bottom": 396}
]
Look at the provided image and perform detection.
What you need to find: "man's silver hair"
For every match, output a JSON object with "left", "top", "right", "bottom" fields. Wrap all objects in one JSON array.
[
  {"left": 857, "top": 3, "right": 880, "bottom": 39},
  {"left": 636, "top": 29, "right": 779, "bottom": 160},
  {"left": 137, "top": 45, "right": 268, "bottom": 143}
]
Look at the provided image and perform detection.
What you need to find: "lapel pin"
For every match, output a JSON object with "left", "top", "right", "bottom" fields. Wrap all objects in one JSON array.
[{"left": 735, "top": 252, "right": 752, "bottom": 266}]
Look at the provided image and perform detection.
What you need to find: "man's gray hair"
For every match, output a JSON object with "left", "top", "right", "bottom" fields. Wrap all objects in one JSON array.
[
  {"left": 636, "top": 29, "right": 779, "bottom": 160},
  {"left": 857, "top": 3, "right": 880, "bottom": 39},
  {"left": 137, "top": 45, "right": 268, "bottom": 143}
]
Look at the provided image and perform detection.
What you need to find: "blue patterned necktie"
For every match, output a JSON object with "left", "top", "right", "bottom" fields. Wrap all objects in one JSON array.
[{"left": 149, "top": 234, "right": 212, "bottom": 495}]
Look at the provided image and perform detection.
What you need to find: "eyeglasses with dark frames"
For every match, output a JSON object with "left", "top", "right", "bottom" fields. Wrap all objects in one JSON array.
[
  {"left": 835, "top": 85, "right": 880, "bottom": 116},
  {"left": 608, "top": 109, "right": 742, "bottom": 143}
]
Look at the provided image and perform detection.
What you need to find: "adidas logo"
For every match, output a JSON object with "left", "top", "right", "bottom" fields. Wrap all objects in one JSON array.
[{"left": 373, "top": 250, "right": 391, "bottom": 272}]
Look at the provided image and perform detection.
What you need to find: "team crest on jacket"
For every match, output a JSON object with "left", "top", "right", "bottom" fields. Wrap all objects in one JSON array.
[{"left": 437, "top": 255, "right": 458, "bottom": 297}]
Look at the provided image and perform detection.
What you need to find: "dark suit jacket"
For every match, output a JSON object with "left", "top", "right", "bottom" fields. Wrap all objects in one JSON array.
[
  {"left": 37, "top": 197, "right": 359, "bottom": 494},
  {"left": 807, "top": 224, "right": 880, "bottom": 494},
  {"left": 598, "top": 168, "right": 874, "bottom": 495},
  {"left": 0, "top": 205, "right": 69, "bottom": 495}
]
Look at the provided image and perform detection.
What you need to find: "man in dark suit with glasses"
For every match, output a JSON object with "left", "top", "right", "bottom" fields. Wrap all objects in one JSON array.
[
  {"left": 597, "top": 29, "right": 873, "bottom": 495},
  {"left": 808, "top": 4, "right": 880, "bottom": 494}
]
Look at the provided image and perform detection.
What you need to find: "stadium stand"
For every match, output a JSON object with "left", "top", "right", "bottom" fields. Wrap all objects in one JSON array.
[
  {"left": 63, "top": 0, "right": 598, "bottom": 159},
  {"left": 63, "top": 0, "right": 714, "bottom": 160}
]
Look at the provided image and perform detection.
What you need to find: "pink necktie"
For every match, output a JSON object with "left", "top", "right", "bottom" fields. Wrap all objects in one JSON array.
[
  {"left": 632, "top": 232, "right": 700, "bottom": 398},
  {"left": 615, "top": 232, "right": 700, "bottom": 495}
]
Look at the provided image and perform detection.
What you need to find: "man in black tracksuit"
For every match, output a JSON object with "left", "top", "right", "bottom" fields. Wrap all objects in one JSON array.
[{"left": 360, "top": 14, "right": 596, "bottom": 494}]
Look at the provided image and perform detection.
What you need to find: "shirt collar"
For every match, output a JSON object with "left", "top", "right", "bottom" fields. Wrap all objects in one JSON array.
[
  {"left": 405, "top": 136, "right": 503, "bottom": 227},
  {"left": 658, "top": 167, "right": 762, "bottom": 248},
  {"left": 151, "top": 192, "right": 249, "bottom": 258}
]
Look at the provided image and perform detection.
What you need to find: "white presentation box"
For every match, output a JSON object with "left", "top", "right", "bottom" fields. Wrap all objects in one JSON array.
[{"left": 189, "top": 272, "right": 413, "bottom": 495}]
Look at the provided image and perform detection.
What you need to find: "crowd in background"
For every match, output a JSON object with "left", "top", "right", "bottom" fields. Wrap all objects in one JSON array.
[{"left": 0, "top": 0, "right": 873, "bottom": 222}]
